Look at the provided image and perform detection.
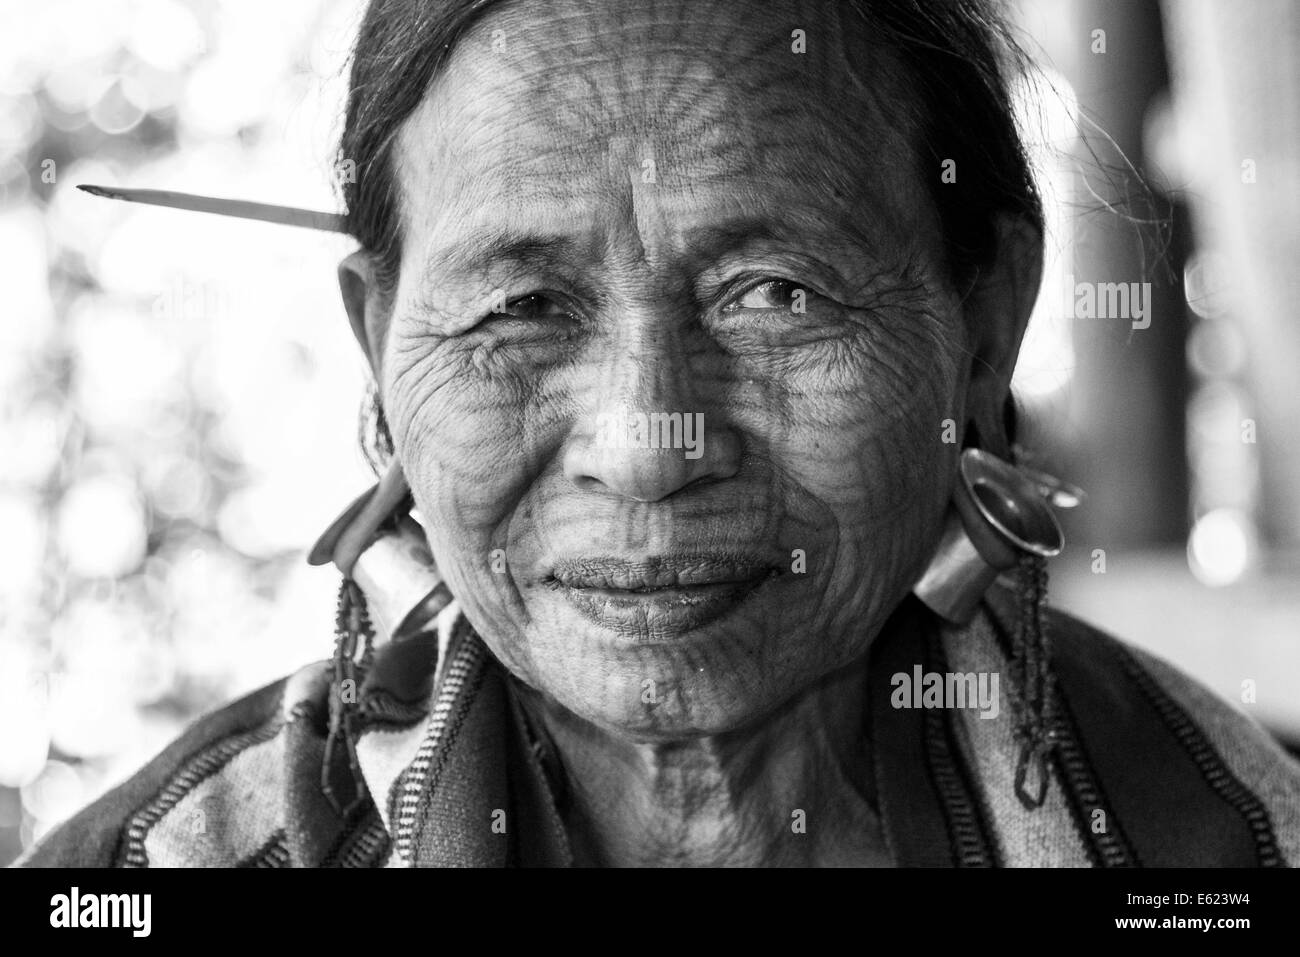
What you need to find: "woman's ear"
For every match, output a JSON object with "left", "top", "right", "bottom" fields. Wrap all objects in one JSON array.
[
  {"left": 338, "top": 250, "right": 388, "bottom": 380},
  {"left": 960, "top": 214, "right": 1044, "bottom": 458}
]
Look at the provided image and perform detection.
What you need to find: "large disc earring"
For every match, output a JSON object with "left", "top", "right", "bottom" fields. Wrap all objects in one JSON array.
[
  {"left": 913, "top": 448, "right": 1065, "bottom": 624},
  {"left": 912, "top": 448, "right": 1075, "bottom": 810}
]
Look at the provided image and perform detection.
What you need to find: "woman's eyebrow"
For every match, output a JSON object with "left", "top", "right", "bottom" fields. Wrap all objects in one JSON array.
[
  {"left": 680, "top": 219, "right": 787, "bottom": 257},
  {"left": 681, "top": 214, "right": 894, "bottom": 279},
  {"left": 417, "top": 211, "right": 892, "bottom": 294},
  {"left": 420, "top": 226, "right": 586, "bottom": 286},
  {"left": 683, "top": 210, "right": 895, "bottom": 260}
]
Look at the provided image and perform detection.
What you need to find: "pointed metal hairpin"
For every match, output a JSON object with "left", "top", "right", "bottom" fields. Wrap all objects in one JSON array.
[{"left": 77, "top": 184, "right": 349, "bottom": 233}]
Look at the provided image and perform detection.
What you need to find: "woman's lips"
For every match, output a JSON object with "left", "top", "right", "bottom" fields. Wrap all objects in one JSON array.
[{"left": 548, "top": 556, "right": 778, "bottom": 640}]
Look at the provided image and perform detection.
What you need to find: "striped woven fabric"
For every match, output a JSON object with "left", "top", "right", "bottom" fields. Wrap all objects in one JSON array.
[{"left": 17, "top": 584, "right": 1300, "bottom": 867}]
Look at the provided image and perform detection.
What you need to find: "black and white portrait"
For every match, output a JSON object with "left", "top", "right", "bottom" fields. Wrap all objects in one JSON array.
[{"left": 2, "top": 0, "right": 1298, "bottom": 880}]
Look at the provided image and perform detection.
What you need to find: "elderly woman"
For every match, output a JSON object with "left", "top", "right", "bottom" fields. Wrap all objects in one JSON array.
[{"left": 22, "top": 0, "right": 1300, "bottom": 868}]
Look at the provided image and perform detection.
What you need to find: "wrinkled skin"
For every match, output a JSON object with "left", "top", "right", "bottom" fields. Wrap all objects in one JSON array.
[{"left": 340, "top": 0, "right": 1038, "bottom": 865}]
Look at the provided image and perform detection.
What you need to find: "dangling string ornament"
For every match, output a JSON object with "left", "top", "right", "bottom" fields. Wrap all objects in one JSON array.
[
  {"left": 308, "top": 459, "right": 448, "bottom": 819},
  {"left": 911, "top": 447, "right": 1077, "bottom": 813},
  {"left": 1008, "top": 552, "right": 1057, "bottom": 810},
  {"left": 321, "top": 577, "right": 374, "bottom": 818}
]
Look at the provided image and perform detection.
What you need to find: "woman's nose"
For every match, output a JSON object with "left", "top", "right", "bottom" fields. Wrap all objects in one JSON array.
[{"left": 562, "top": 339, "right": 741, "bottom": 502}]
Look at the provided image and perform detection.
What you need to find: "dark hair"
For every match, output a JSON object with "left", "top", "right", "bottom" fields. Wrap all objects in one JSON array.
[
  {"left": 853, "top": 1, "right": 1044, "bottom": 276},
  {"left": 339, "top": 0, "right": 1043, "bottom": 288},
  {"left": 339, "top": 0, "right": 502, "bottom": 295}
]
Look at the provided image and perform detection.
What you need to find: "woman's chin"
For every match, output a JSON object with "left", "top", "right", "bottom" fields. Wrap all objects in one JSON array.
[
  {"left": 500, "top": 583, "right": 820, "bottom": 740},
  {"left": 551, "top": 675, "right": 776, "bottom": 742}
]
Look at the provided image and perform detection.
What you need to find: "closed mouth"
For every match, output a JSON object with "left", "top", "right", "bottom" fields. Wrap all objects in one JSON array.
[
  {"left": 546, "top": 555, "right": 780, "bottom": 640},
  {"left": 549, "top": 555, "right": 775, "bottom": 590}
]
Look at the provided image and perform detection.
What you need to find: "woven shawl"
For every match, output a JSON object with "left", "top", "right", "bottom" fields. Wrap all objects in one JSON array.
[{"left": 19, "top": 585, "right": 1300, "bottom": 867}]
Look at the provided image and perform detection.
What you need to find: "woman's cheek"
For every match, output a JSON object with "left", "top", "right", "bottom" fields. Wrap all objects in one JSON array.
[
  {"left": 386, "top": 330, "right": 526, "bottom": 506},
  {"left": 779, "top": 323, "right": 960, "bottom": 612},
  {"left": 774, "top": 316, "right": 958, "bottom": 493},
  {"left": 382, "top": 336, "right": 533, "bottom": 615}
]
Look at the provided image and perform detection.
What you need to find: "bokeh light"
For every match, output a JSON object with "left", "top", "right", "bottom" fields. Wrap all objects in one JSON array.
[
  {"left": 1188, "top": 508, "right": 1256, "bottom": 587},
  {"left": 0, "top": 0, "right": 371, "bottom": 864}
]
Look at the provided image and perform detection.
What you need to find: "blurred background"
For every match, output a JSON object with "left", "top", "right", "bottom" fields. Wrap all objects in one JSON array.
[{"left": 0, "top": 0, "right": 1297, "bottom": 865}]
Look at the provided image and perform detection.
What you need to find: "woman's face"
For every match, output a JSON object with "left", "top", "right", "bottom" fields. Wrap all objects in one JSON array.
[{"left": 376, "top": 0, "right": 976, "bottom": 739}]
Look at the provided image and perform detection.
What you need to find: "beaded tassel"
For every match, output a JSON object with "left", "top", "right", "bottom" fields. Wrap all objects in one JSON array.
[
  {"left": 321, "top": 577, "right": 374, "bottom": 818},
  {"left": 1009, "top": 553, "right": 1057, "bottom": 810}
]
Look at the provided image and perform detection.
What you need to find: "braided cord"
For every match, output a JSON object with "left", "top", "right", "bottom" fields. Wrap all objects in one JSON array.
[
  {"left": 1009, "top": 553, "right": 1057, "bottom": 809},
  {"left": 322, "top": 577, "right": 375, "bottom": 818}
]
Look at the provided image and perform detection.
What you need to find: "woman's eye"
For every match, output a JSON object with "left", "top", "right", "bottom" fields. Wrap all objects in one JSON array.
[
  {"left": 499, "top": 294, "right": 572, "bottom": 321},
  {"left": 727, "top": 279, "right": 811, "bottom": 312}
]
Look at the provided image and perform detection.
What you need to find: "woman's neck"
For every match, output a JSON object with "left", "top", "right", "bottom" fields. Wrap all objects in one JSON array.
[{"left": 515, "top": 657, "right": 891, "bottom": 867}]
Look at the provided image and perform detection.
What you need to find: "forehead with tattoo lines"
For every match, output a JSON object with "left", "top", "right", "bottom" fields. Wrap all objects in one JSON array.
[{"left": 383, "top": 0, "right": 950, "bottom": 340}]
